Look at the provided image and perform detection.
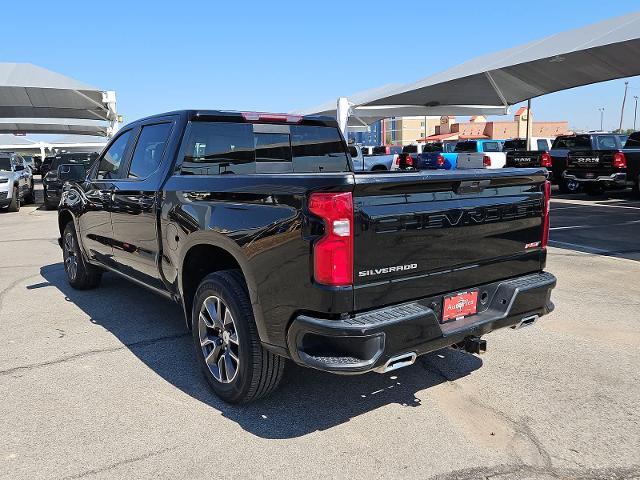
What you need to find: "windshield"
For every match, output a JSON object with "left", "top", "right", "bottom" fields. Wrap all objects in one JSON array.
[
  {"left": 0, "top": 158, "right": 12, "bottom": 171},
  {"left": 50, "top": 153, "right": 98, "bottom": 171}
]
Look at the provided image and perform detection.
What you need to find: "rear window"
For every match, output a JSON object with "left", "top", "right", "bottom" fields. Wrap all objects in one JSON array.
[
  {"left": 0, "top": 157, "right": 12, "bottom": 171},
  {"left": 454, "top": 141, "right": 477, "bottom": 152},
  {"left": 179, "top": 122, "right": 349, "bottom": 175},
  {"left": 593, "top": 135, "right": 618, "bottom": 150},
  {"left": 482, "top": 141, "right": 501, "bottom": 152},
  {"left": 402, "top": 145, "right": 418, "bottom": 154},
  {"left": 552, "top": 135, "right": 591, "bottom": 149},
  {"left": 422, "top": 143, "right": 443, "bottom": 153},
  {"left": 503, "top": 139, "right": 526, "bottom": 151}
]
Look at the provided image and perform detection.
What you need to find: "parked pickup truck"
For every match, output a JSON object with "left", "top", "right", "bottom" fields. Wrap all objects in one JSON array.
[
  {"left": 550, "top": 133, "right": 628, "bottom": 193},
  {"left": 562, "top": 132, "right": 634, "bottom": 195},
  {"left": 504, "top": 138, "right": 553, "bottom": 170},
  {"left": 348, "top": 144, "right": 400, "bottom": 171},
  {"left": 57, "top": 109, "right": 556, "bottom": 404},
  {"left": 420, "top": 140, "right": 505, "bottom": 170},
  {"left": 356, "top": 145, "right": 403, "bottom": 171},
  {"left": 415, "top": 142, "right": 457, "bottom": 169}
]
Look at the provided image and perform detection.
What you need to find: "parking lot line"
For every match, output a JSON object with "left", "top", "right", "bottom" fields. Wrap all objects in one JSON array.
[
  {"left": 551, "top": 199, "right": 640, "bottom": 210},
  {"left": 550, "top": 219, "right": 640, "bottom": 231}
]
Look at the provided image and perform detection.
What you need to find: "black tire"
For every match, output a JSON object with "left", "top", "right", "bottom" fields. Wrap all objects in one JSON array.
[
  {"left": 24, "top": 181, "right": 35, "bottom": 204},
  {"left": 559, "top": 178, "right": 580, "bottom": 194},
  {"left": 62, "top": 222, "right": 102, "bottom": 289},
  {"left": 44, "top": 198, "right": 58, "bottom": 210},
  {"left": 7, "top": 187, "right": 20, "bottom": 212},
  {"left": 192, "top": 270, "right": 285, "bottom": 404}
]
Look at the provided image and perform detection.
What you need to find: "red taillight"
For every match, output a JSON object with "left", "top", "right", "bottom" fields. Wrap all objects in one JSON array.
[
  {"left": 613, "top": 151, "right": 627, "bottom": 168},
  {"left": 436, "top": 154, "right": 445, "bottom": 167},
  {"left": 483, "top": 155, "right": 491, "bottom": 167},
  {"left": 241, "top": 112, "right": 302, "bottom": 123},
  {"left": 308, "top": 192, "right": 353, "bottom": 286},
  {"left": 540, "top": 152, "right": 552, "bottom": 168},
  {"left": 542, "top": 180, "right": 551, "bottom": 249},
  {"left": 392, "top": 154, "right": 400, "bottom": 168},
  {"left": 405, "top": 155, "right": 414, "bottom": 167}
]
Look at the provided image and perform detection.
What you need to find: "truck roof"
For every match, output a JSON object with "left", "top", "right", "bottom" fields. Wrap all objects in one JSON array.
[{"left": 123, "top": 109, "right": 339, "bottom": 129}]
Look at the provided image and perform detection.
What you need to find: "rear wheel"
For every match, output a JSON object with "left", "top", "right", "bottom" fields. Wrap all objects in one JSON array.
[
  {"left": 62, "top": 223, "right": 102, "bottom": 289},
  {"left": 559, "top": 178, "right": 580, "bottom": 194},
  {"left": 192, "top": 270, "right": 285, "bottom": 404},
  {"left": 7, "top": 187, "right": 20, "bottom": 212}
]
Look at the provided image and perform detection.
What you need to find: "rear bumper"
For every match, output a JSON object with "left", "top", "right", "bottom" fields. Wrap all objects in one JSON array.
[
  {"left": 286, "top": 272, "right": 556, "bottom": 374},
  {"left": 563, "top": 170, "right": 631, "bottom": 186}
]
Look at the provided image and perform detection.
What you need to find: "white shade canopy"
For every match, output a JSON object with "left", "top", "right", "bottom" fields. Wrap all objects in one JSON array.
[
  {"left": 296, "top": 12, "right": 640, "bottom": 128},
  {"left": 0, "top": 63, "right": 117, "bottom": 121},
  {"left": 0, "top": 118, "right": 110, "bottom": 136}
]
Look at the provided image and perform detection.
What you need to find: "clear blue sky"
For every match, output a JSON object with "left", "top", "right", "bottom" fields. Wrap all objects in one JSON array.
[{"left": 4, "top": 0, "right": 640, "bottom": 132}]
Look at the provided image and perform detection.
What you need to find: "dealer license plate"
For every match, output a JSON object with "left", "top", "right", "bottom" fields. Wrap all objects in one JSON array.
[{"left": 442, "top": 290, "right": 479, "bottom": 322}]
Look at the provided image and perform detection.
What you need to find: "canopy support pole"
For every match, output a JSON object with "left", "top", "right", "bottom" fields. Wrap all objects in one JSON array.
[
  {"left": 337, "top": 97, "right": 351, "bottom": 137},
  {"left": 525, "top": 99, "right": 532, "bottom": 150}
]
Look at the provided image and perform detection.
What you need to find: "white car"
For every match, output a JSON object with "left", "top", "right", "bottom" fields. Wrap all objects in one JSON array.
[{"left": 0, "top": 153, "right": 35, "bottom": 212}]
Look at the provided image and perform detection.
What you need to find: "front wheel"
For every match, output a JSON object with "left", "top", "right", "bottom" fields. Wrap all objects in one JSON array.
[
  {"left": 62, "top": 223, "right": 102, "bottom": 289},
  {"left": 192, "top": 270, "right": 285, "bottom": 404},
  {"left": 24, "top": 182, "right": 35, "bottom": 204},
  {"left": 7, "top": 187, "right": 20, "bottom": 212}
]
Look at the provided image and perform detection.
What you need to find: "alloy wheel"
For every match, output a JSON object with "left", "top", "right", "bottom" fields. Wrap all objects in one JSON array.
[
  {"left": 198, "top": 295, "right": 240, "bottom": 384},
  {"left": 63, "top": 231, "right": 78, "bottom": 281}
]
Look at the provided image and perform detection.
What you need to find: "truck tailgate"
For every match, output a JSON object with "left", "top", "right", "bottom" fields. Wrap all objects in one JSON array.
[
  {"left": 456, "top": 153, "right": 485, "bottom": 169},
  {"left": 352, "top": 169, "right": 547, "bottom": 311}
]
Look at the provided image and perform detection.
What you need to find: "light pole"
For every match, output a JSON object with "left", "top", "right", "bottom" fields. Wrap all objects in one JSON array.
[
  {"left": 619, "top": 81, "right": 629, "bottom": 132},
  {"left": 634, "top": 96, "right": 638, "bottom": 130},
  {"left": 598, "top": 107, "right": 605, "bottom": 131}
]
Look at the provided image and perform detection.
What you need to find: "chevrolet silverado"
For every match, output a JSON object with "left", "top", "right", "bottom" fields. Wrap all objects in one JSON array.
[{"left": 57, "top": 110, "right": 556, "bottom": 404}]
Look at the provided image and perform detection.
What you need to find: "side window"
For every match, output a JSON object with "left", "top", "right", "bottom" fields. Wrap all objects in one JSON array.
[
  {"left": 537, "top": 139, "right": 549, "bottom": 151},
  {"left": 180, "top": 122, "right": 254, "bottom": 175},
  {"left": 127, "top": 123, "right": 173, "bottom": 179},
  {"left": 97, "top": 130, "right": 133, "bottom": 179}
]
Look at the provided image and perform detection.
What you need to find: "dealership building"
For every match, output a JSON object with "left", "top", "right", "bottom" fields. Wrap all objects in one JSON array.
[{"left": 348, "top": 108, "right": 569, "bottom": 146}]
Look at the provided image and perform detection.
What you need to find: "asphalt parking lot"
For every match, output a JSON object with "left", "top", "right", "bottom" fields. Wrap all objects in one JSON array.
[{"left": 1, "top": 182, "right": 639, "bottom": 480}]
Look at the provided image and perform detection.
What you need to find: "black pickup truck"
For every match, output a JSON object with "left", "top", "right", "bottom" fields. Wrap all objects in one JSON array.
[
  {"left": 550, "top": 133, "right": 628, "bottom": 193},
  {"left": 56, "top": 110, "right": 556, "bottom": 404},
  {"left": 503, "top": 139, "right": 552, "bottom": 171},
  {"left": 561, "top": 131, "right": 639, "bottom": 196}
]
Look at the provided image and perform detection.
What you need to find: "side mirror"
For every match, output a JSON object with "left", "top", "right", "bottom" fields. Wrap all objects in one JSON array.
[{"left": 58, "top": 164, "right": 87, "bottom": 182}]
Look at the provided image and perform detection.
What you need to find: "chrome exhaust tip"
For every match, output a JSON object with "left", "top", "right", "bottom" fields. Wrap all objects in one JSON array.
[
  {"left": 512, "top": 314, "right": 539, "bottom": 329},
  {"left": 374, "top": 352, "right": 417, "bottom": 373}
]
